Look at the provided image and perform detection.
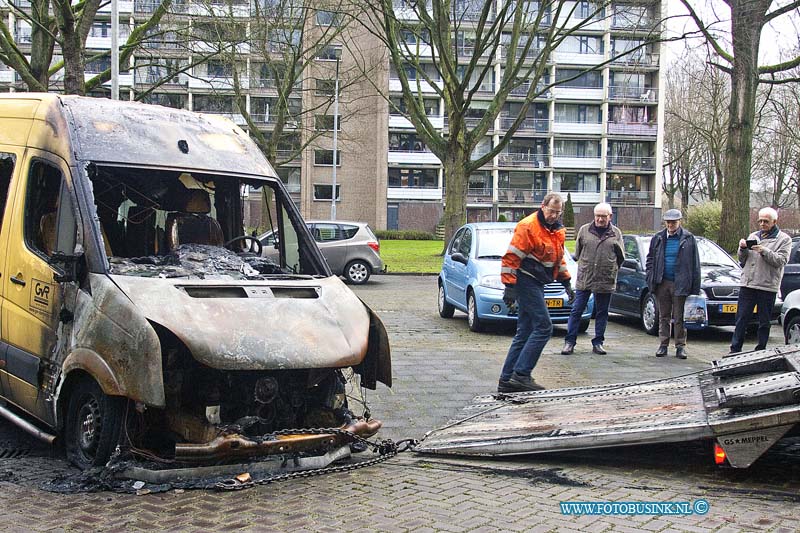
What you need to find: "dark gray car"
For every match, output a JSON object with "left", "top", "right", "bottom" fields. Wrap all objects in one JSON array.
[{"left": 260, "top": 220, "right": 384, "bottom": 284}]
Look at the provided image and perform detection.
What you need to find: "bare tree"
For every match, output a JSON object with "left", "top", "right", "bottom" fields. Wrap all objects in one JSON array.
[
  {"left": 0, "top": 0, "right": 176, "bottom": 94},
  {"left": 680, "top": 0, "right": 800, "bottom": 251},
  {"left": 361, "top": 0, "right": 666, "bottom": 247},
  {"left": 663, "top": 50, "right": 730, "bottom": 209}
]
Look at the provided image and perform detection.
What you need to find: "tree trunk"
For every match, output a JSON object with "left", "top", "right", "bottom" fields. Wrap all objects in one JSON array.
[
  {"left": 440, "top": 144, "right": 468, "bottom": 253},
  {"left": 719, "top": 2, "right": 766, "bottom": 252}
]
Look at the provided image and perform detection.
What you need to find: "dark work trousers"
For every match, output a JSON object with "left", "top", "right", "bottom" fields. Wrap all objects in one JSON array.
[
  {"left": 655, "top": 280, "right": 687, "bottom": 347},
  {"left": 730, "top": 286, "right": 776, "bottom": 352}
]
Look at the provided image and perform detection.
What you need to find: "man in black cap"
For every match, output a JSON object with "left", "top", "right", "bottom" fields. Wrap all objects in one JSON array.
[{"left": 645, "top": 209, "right": 701, "bottom": 359}]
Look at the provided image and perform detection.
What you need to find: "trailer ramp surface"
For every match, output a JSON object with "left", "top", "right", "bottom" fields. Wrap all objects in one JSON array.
[{"left": 416, "top": 346, "right": 800, "bottom": 467}]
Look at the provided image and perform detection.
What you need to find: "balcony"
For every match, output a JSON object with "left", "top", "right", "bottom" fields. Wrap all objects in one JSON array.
[
  {"left": 85, "top": 72, "right": 133, "bottom": 87},
  {"left": 554, "top": 190, "right": 602, "bottom": 203},
  {"left": 607, "top": 121, "right": 657, "bottom": 136},
  {"left": 497, "top": 152, "right": 549, "bottom": 168},
  {"left": 387, "top": 187, "right": 443, "bottom": 201},
  {"left": 552, "top": 86, "right": 604, "bottom": 101},
  {"left": 500, "top": 45, "right": 543, "bottom": 62},
  {"left": 389, "top": 77, "right": 440, "bottom": 94},
  {"left": 188, "top": 75, "right": 249, "bottom": 90},
  {"left": 498, "top": 116, "right": 549, "bottom": 133},
  {"left": 612, "top": 53, "right": 660, "bottom": 67},
  {"left": 274, "top": 150, "right": 301, "bottom": 164},
  {"left": 390, "top": 114, "right": 445, "bottom": 130},
  {"left": 606, "top": 156, "right": 656, "bottom": 171},
  {"left": 0, "top": 70, "right": 15, "bottom": 83},
  {"left": 611, "top": 16, "right": 656, "bottom": 31},
  {"left": 605, "top": 189, "right": 655, "bottom": 205},
  {"left": 388, "top": 149, "right": 441, "bottom": 165},
  {"left": 498, "top": 188, "right": 547, "bottom": 204},
  {"left": 552, "top": 155, "right": 602, "bottom": 169},
  {"left": 98, "top": 0, "right": 133, "bottom": 13},
  {"left": 608, "top": 85, "right": 658, "bottom": 102},
  {"left": 197, "top": 111, "right": 247, "bottom": 126},
  {"left": 509, "top": 81, "right": 551, "bottom": 98},
  {"left": 467, "top": 188, "right": 493, "bottom": 204},
  {"left": 552, "top": 121, "right": 602, "bottom": 135},
  {"left": 552, "top": 52, "right": 605, "bottom": 66}
]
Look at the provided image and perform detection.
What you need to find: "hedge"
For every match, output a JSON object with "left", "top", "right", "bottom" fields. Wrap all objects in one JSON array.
[{"left": 374, "top": 229, "right": 438, "bottom": 240}]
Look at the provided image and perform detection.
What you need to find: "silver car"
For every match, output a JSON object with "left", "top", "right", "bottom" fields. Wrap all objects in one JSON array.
[{"left": 260, "top": 220, "right": 384, "bottom": 284}]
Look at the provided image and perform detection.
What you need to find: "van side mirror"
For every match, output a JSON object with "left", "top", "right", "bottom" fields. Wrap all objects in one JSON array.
[
  {"left": 622, "top": 258, "right": 640, "bottom": 270},
  {"left": 51, "top": 246, "right": 86, "bottom": 283}
]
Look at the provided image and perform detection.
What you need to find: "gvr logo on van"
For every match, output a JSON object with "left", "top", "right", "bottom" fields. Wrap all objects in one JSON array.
[{"left": 30, "top": 278, "right": 55, "bottom": 314}]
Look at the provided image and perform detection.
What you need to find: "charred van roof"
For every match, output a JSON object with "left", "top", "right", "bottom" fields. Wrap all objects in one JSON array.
[{"left": 10, "top": 93, "right": 277, "bottom": 178}]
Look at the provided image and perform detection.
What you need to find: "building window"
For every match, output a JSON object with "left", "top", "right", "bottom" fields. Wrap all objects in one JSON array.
[
  {"left": 316, "top": 10, "right": 340, "bottom": 26},
  {"left": 315, "top": 115, "right": 341, "bottom": 131},
  {"left": 315, "top": 79, "right": 335, "bottom": 96},
  {"left": 316, "top": 46, "right": 341, "bottom": 60},
  {"left": 206, "top": 60, "right": 232, "bottom": 78},
  {"left": 313, "top": 184, "right": 341, "bottom": 200},
  {"left": 553, "top": 172, "right": 600, "bottom": 192},
  {"left": 388, "top": 168, "right": 438, "bottom": 188},
  {"left": 314, "top": 150, "right": 341, "bottom": 166},
  {"left": 555, "top": 68, "right": 602, "bottom": 88}
]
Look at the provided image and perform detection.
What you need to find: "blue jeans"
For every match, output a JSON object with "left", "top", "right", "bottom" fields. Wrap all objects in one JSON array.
[
  {"left": 730, "top": 286, "right": 776, "bottom": 352},
  {"left": 500, "top": 274, "right": 552, "bottom": 380},
  {"left": 565, "top": 290, "right": 611, "bottom": 346}
]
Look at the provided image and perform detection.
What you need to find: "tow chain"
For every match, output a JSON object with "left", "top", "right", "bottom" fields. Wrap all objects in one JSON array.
[{"left": 214, "top": 427, "right": 418, "bottom": 491}]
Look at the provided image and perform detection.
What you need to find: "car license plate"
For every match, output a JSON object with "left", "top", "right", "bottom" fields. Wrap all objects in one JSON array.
[
  {"left": 545, "top": 298, "right": 563, "bottom": 308},
  {"left": 721, "top": 304, "right": 756, "bottom": 313}
]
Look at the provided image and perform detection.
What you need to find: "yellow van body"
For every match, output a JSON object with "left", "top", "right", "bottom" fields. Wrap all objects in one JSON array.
[{"left": 0, "top": 94, "right": 390, "bottom": 469}]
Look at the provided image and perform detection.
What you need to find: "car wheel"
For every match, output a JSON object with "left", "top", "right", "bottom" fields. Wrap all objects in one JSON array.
[
  {"left": 438, "top": 282, "right": 455, "bottom": 318},
  {"left": 65, "top": 378, "right": 125, "bottom": 470},
  {"left": 467, "top": 291, "right": 483, "bottom": 332},
  {"left": 344, "top": 260, "right": 371, "bottom": 285},
  {"left": 641, "top": 292, "right": 659, "bottom": 336},
  {"left": 785, "top": 315, "right": 800, "bottom": 344},
  {"left": 578, "top": 318, "right": 590, "bottom": 333}
]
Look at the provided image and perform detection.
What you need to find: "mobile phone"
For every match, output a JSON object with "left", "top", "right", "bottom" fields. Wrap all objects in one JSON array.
[{"left": 746, "top": 239, "right": 758, "bottom": 248}]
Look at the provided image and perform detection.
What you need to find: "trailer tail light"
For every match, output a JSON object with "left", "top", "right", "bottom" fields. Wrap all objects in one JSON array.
[
  {"left": 368, "top": 241, "right": 380, "bottom": 253},
  {"left": 713, "top": 443, "right": 727, "bottom": 465}
]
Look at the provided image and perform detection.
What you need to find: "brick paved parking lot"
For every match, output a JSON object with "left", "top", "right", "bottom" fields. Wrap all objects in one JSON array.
[{"left": 0, "top": 275, "right": 798, "bottom": 532}]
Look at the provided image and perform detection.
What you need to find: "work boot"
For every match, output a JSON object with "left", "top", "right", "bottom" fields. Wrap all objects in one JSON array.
[
  {"left": 676, "top": 346, "right": 687, "bottom": 359},
  {"left": 592, "top": 343, "right": 607, "bottom": 355},
  {"left": 497, "top": 378, "right": 515, "bottom": 393},
  {"left": 561, "top": 342, "right": 575, "bottom": 355},
  {"left": 655, "top": 345, "right": 668, "bottom": 357},
  {"left": 508, "top": 372, "right": 545, "bottom": 391}
]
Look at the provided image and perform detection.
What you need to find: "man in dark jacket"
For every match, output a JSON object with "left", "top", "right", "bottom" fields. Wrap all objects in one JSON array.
[
  {"left": 562, "top": 202, "right": 624, "bottom": 355},
  {"left": 645, "top": 209, "right": 701, "bottom": 359}
]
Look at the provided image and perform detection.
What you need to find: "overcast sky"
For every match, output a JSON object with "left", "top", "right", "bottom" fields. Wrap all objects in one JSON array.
[{"left": 664, "top": 0, "right": 800, "bottom": 65}]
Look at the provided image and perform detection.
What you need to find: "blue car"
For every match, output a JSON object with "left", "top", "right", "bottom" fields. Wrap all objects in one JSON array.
[
  {"left": 609, "top": 234, "right": 782, "bottom": 334},
  {"left": 437, "top": 222, "right": 593, "bottom": 332}
]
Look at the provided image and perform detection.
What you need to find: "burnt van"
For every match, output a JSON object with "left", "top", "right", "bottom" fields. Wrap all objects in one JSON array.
[{"left": 0, "top": 94, "right": 391, "bottom": 469}]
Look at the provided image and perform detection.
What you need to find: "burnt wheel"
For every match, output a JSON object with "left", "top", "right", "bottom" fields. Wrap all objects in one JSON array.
[
  {"left": 641, "top": 292, "right": 659, "bottom": 336},
  {"left": 345, "top": 260, "right": 371, "bottom": 284},
  {"left": 65, "top": 378, "right": 125, "bottom": 470}
]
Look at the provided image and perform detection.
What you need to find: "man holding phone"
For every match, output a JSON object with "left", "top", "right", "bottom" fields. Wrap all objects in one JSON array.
[{"left": 730, "top": 207, "right": 792, "bottom": 353}]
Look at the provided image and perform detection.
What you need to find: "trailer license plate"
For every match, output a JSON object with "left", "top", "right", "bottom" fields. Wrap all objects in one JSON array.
[
  {"left": 721, "top": 304, "right": 737, "bottom": 313},
  {"left": 545, "top": 298, "right": 563, "bottom": 308}
]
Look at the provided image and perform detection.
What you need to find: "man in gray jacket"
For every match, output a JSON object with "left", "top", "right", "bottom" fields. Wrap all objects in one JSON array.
[
  {"left": 646, "top": 209, "right": 701, "bottom": 359},
  {"left": 730, "top": 207, "right": 792, "bottom": 353},
  {"left": 562, "top": 203, "right": 624, "bottom": 355}
]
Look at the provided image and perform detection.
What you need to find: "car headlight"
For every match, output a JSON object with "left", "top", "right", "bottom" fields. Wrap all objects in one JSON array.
[{"left": 479, "top": 275, "right": 504, "bottom": 290}]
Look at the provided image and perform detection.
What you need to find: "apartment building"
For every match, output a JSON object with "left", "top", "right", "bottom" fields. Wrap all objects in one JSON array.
[{"left": 0, "top": 0, "right": 663, "bottom": 232}]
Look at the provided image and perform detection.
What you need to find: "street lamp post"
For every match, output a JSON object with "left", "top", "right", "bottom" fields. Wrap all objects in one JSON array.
[
  {"left": 330, "top": 55, "right": 339, "bottom": 220},
  {"left": 111, "top": 0, "right": 119, "bottom": 100}
]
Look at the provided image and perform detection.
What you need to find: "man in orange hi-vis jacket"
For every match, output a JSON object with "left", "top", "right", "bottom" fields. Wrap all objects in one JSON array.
[{"left": 498, "top": 193, "right": 574, "bottom": 393}]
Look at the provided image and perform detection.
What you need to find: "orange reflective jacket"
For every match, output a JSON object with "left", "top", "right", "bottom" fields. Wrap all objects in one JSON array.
[{"left": 501, "top": 212, "right": 570, "bottom": 286}]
